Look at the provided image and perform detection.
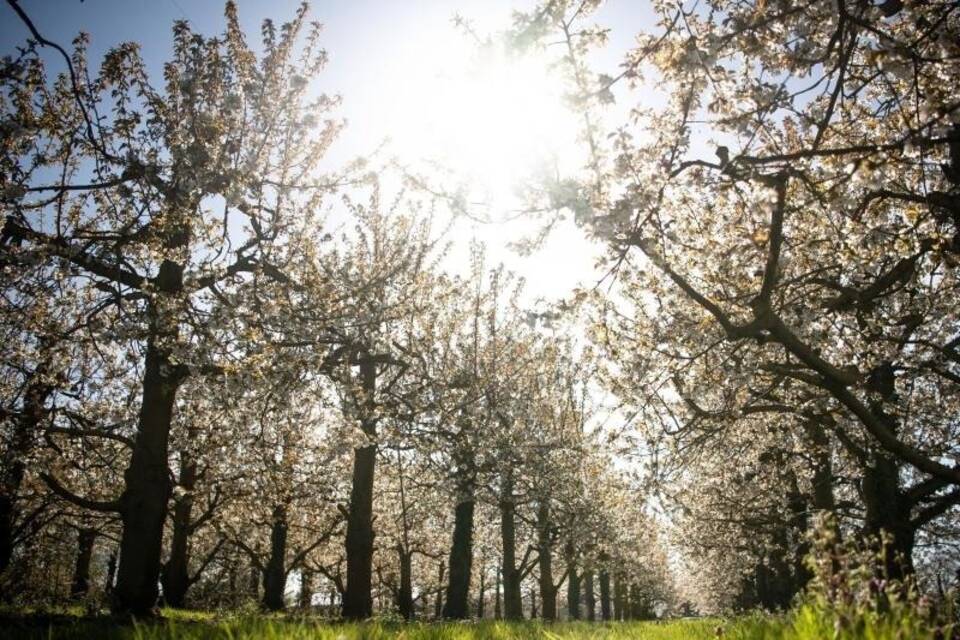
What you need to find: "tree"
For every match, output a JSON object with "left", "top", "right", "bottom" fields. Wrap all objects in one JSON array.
[{"left": 1, "top": 0, "right": 344, "bottom": 614}]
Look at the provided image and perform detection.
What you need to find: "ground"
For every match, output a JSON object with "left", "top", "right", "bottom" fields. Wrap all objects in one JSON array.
[{"left": 0, "top": 607, "right": 946, "bottom": 639}]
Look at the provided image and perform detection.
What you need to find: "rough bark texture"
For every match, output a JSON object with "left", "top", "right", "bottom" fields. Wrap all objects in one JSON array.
[
  {"left": 262, "top": 505, "right": 289, "bottom": 611},
  {"left": 70, "top": 528, "right": 97, "bottom": 598},
  {"left": 342, "top": 357, "right": 377, "bottom": 620},
  {"left": 442, "top": 480, "right": 475, "bottom": 619},
  {"left": 499, "top": 471, "right": 523, "bottom": 620}
]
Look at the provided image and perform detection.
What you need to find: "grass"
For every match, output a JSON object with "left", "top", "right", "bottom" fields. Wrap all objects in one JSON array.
[{"left": 0, "top": 607, "right": 951, "bottom": 639}]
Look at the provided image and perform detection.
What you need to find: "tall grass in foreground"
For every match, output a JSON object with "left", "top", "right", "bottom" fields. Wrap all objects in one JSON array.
[{"left": 2, "top": 611, "right": 952, "bottom": 640}]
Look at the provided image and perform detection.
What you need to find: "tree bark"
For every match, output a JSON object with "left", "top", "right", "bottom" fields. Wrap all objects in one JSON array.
[
  {"left": 113, "top": 305, "right": 184, "bottom": 616},
  {"left": 599, "top": 567, "right": 611, "bottom": 621},
  {"left": 434, "top": 561, "right": 445, "bottom": 619},
  {"left": 494, "top": 560, "right": 502, "bottom": 620},
  {"left": 863, "top": 451, "right": 915, "bottom": 580},
  {"left": 397, "top": 547, "right": 414, "bottom": 620},
  {"left": 262, "top": 505, "right": 289, "bottom": 611},
  {"left": 160, "top": 452, "right": 197, "bottom": 608},
  {"left": 342, "top": 357, "right": 377, "bottom": 620},
  {"left": 565, "top": 541, "right": 580, "bottom": 620},
  {"left": 70, "top": 528, "right": 97, "bottom": 598},
  {"left": 499, "top": 470, "right": 523, "bottom": 620},
  {"left": 583, "top": 569, "right": 595, "bottom": 621},
  {"left": 536, "top": 500, "right": 558, "bottom": 621},
  {"left": 612, "top": 572, "right": 624, "bottom": 621},
  {"left": 299, "top": 569, "right": 313, "bottom": 609},
  {"left": 442, "top": 478, "right": 475, "bottom": 619},
  {"left": 476, "top": 559, "right": 486, "bottom": 619},
  {"left": 0, "top": 362, "right": 52, "bottom": 600}
]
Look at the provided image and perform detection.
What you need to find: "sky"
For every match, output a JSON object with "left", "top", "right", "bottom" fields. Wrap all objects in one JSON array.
[{"left": 0, "top": 0, "right": 653, "bottom": 304}]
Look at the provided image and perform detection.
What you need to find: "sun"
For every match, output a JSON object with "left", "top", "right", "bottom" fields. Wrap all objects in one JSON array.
[{"left": 381, "top": 24, "right": 581, "bottom": 215}]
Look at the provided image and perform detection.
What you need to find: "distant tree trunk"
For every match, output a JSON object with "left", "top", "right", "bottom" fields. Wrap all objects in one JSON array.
[
  {"left": 262, "top": 505, "right": 289, "bottom": 611},
  {"left": 629, "top": 583, "right": 641, "bottom": 619},
  {"left": 443, "top": 469, "right": 475, "bottom": 619},
  {"left": 0, "top": 362, "right": 52, "bottom": 601},
  {"left": 530, "top": 585, "right": 538, "bottom": 618},
  {"left": 161, "top": 452, "right": 197, "bottom": 608},
  {"left": 613, "top": 572, "right": 624, "bottom": 621},
  {"left": 494, "top": 561, "right": 502, "bottom": 620},
  {"left": 863, "top": 451, "right": 915, "bottom": 580},
  {"left": 499, "top": 470, "right": 523, "bottom": 620},
  {"left": 300, "top": 569, "right": 313, "bottom": 609},
  {"left": 397, "top": 546, "right": 414, "bottom": 620},
  {"left": 105, "top": 550, "right": 118, "bottom": 595},
  {"left": 583, "top": 569, "right": 595, "bottom": 621},
  {"left": 599, "top": 564, "right": 611, "bottom": 621},
  {"left": 536, "top": 500, "right": 558, "bottom": 621},
  {"left": 434, "top": 561, "right": 445, "bottom": 619},
  {"left": 343, "top": 357, "right": 377, "bottom": 620},
  {"left": 476, "top": 560, "right": 486, "bottom": 619},
  {"left": 565, "top": 541, "right": 580, "bottom": 620},
  {"left": 248, "top": 559, "right": 260, "bottom": 600},
  {"left": 70, "top": 528, "right": 97, "bottom": 598}
]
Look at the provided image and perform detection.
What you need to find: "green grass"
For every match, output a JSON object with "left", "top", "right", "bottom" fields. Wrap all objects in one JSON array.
[{"left": 0, "top": 608, "right": 951, "bottom": 640}]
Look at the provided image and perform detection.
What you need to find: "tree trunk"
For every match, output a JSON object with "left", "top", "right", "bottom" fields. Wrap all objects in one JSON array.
[
  {"left": 397, "top": 547, "right": 414, "bottom": 620},
  {"left": 434, "top": 561, "right": 445, "bottom": 619},
  {"left": 443, "top": 480, "right": 475, "bottom": 619},
  {"left": 299, "top": 569, "right": 313, "bottom": 609},
  {"left": 476, "top": 560, "right": 486, "bottom": 619},
  {"left": 161, "top": 452, "right": 197, "bottom": 608},
  {"left": 863, "top": 451, "right": 915, "bottom": 580},
  {"left": 342, "top": 358, "right": 377, "bottom": 620},
  {"left": 613, "top": 572, "right": 624, "bottom": 621},
  {"left": 0, "top": 364, "right": 52, "bottom": 600},
  {"left": 70, "top": 528, "right": 97, "bottom": 598},
  {"left": 248, "top": 559, "right": 260, "bottom": 599},
  {"left": 262, "top": 505, "right": 288, "bottom": 611},
  {"left": 105, "top": 549, "right": 118, "bottom": 594},
  {"left": 599, "top": 564, "right": 611, "bottom": 621},
  {"left": 499, "top": 470, "right": 523, "bottom": 620},
  {"left": 113, "top": 315, "right": 183, "bottom": 616},
  {"left": 583, "top": 569, "right": 595, "bottom": 621},
  {"left": 530, "top": 586, "right": 537, "bottom": 618},
  {"left": 536, "top": 500, "right": 557, "bottom": 621},
  {"left": 494, "top": 561, "right": 502, "bottom": 620},
  {"left": 565, "top": 541, "right": 580, "bottom": 620}
]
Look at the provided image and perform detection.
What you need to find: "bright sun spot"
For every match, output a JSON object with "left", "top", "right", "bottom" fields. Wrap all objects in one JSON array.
[{"left": 383, "top": 26, "right": 582, "bottom": 214}]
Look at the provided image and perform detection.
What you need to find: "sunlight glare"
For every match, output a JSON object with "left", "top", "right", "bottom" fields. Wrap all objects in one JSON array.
[{"left": 383, "top": 26, "right": 581, "bottom": 214}]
